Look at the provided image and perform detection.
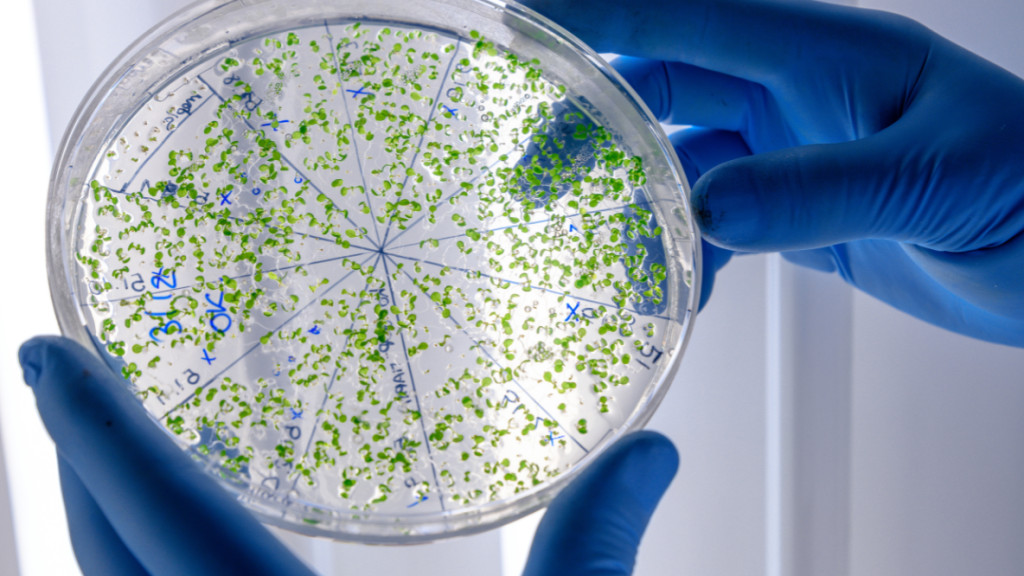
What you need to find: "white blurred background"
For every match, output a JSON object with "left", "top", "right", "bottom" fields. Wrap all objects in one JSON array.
[{"left": 2, "top": 0, "right": 1024, "bottom": 574}]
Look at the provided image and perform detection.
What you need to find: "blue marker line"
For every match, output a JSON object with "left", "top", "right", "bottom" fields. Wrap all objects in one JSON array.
[
  {"left": 325, "top": 21, "right": 381, "bottom": 247},
  {"left": 260, "top": 119, "right": 290, "bottom": 131},
  {"left": 205, "top": 292, "right": 232, "bottom": 333},
  {"left": 380, "top": 255, "right": 447, "bottom": 512},
  {"left": 407, "top": 495, "right": 428, "bottom": 508},
  {"left": 383, "top": 134, "right": 536, "bottom": 249},
  {"left": 565, "top": 302, "right": 581, "bottom": 322},
  {"left": 201, "top": 349, "right": 216, "bottom": 365},
  {"left": 97, "top": 249, "right": 372, "bottom": 305},
  {"left": 223, "top": 215, "right": 376, "bottom": 253},
  {"left": 160, "top": 252, "right": 379, "bottom": 419},
  {"left": 502, "top": 390, "right": 520, "bottom": 407},
  {"left": 387, "top": 254, "right": 589, "bottom": 455},
  {"left": 151, "top": 268, "right": 177, "bottom": 289},
  {"left": 288, "top": 273, "right": 377, "bottom": 494},
  {"left": 123, "top": 91, "right": 215, "bottom": 190},
  {"left": 282, "top": 367, "right": 340, "bottom": 500},
  {"left": 345, "top": 86, "right": 372, "bottom": 98},
  {"left": 386, "top": 203, "right": 637, "bottom": 251},
  {"left": 195, "top": 74, "right": 378, "bottom": 249},
  {"left": 385, "top": 253, "right": 671, "bottom": 322},
  {"left": 378, "top": 39, "right": 462, "bottom": 247}
]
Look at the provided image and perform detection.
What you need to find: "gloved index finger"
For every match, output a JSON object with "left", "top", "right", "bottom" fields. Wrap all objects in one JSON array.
[
  {"left": 611, "top": 56, "right": 759, "bottom": 131},
  {"left": 519, "top": 0, "right": 880, "bottom": 86},
  {"left": 19, "top": 336, "right": 316, "bottom": 576}
]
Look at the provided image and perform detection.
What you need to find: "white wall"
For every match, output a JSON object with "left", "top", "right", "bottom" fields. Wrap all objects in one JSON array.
[
  {"left": 849, "top": 297, "right": 1024, "bottom": 576},
  {"left": 0, "top": 2, "right": 69, "bottom": 574},
  {"left": 635, "top": 254, "right": 772, "bottom": 574}
]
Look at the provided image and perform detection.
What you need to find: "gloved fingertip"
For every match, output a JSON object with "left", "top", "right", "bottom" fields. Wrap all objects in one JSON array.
[
  {"left": 18, "top": 336, "right": 53, "bottom": 387},
  {"left": 568, "top": 430, "right": 679, "bottom": 516},
  {"left": 524, "top": 431, "right": 678, "bottom": 576},
  {"left": 691, "top": 161, "right": 768, "bottom": 248},
  {"left": 19, "top": 336, "right": 86, "bottom": 388},
  {"left": 616, "top": 431, "right": 679, "bottom": 507}
]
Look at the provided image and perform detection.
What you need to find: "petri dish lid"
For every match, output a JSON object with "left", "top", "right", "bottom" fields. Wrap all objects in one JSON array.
[{"left": 46, "top": 0, "right": 700, "bottom": 543}]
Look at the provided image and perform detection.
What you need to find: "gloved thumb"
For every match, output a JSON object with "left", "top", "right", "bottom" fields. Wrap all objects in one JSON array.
[
  {"left": 19, "top": 336, "right": 316, "bottom": 576},
  {"left": 522, "top": 431, "right": 678, "bottom": 576}
]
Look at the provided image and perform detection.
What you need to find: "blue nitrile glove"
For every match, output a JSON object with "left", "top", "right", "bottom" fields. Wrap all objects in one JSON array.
[
  {"left": 521, "top": 0, "right": 1024, "bottom": 347},
  {"left": 20, "top": 335, "right": 677, "bottom": 576},
  {"left": 522, "top": 427, "right": 678, "bottom": 576}
]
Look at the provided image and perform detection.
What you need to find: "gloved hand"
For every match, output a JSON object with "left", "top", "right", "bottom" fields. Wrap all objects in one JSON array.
[
  {"left": 521, "top": 0, "right": 1024, "bottom": 347},
  {"left": 20, "top": 335, "right": 677, "bottom": 576}
]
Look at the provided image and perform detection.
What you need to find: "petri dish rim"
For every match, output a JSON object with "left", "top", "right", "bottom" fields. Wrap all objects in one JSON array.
[{"left": 46, "top": 0, "right": 702, "bottom": 543}]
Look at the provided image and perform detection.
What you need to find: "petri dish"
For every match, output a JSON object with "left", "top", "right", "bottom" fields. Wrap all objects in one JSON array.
[{"left": 46, "top": 0, "right": 700, "bottom": 543}]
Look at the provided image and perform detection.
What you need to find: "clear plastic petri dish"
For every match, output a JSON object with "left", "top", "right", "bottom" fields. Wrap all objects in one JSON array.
[{"left": 46, "top": 0, "right": 700, "bottom": 543}]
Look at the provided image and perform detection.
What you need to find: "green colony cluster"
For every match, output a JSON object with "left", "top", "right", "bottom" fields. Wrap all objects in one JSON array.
[{"left": 76, "top": 23, "right": 671, "bottom": 517}]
